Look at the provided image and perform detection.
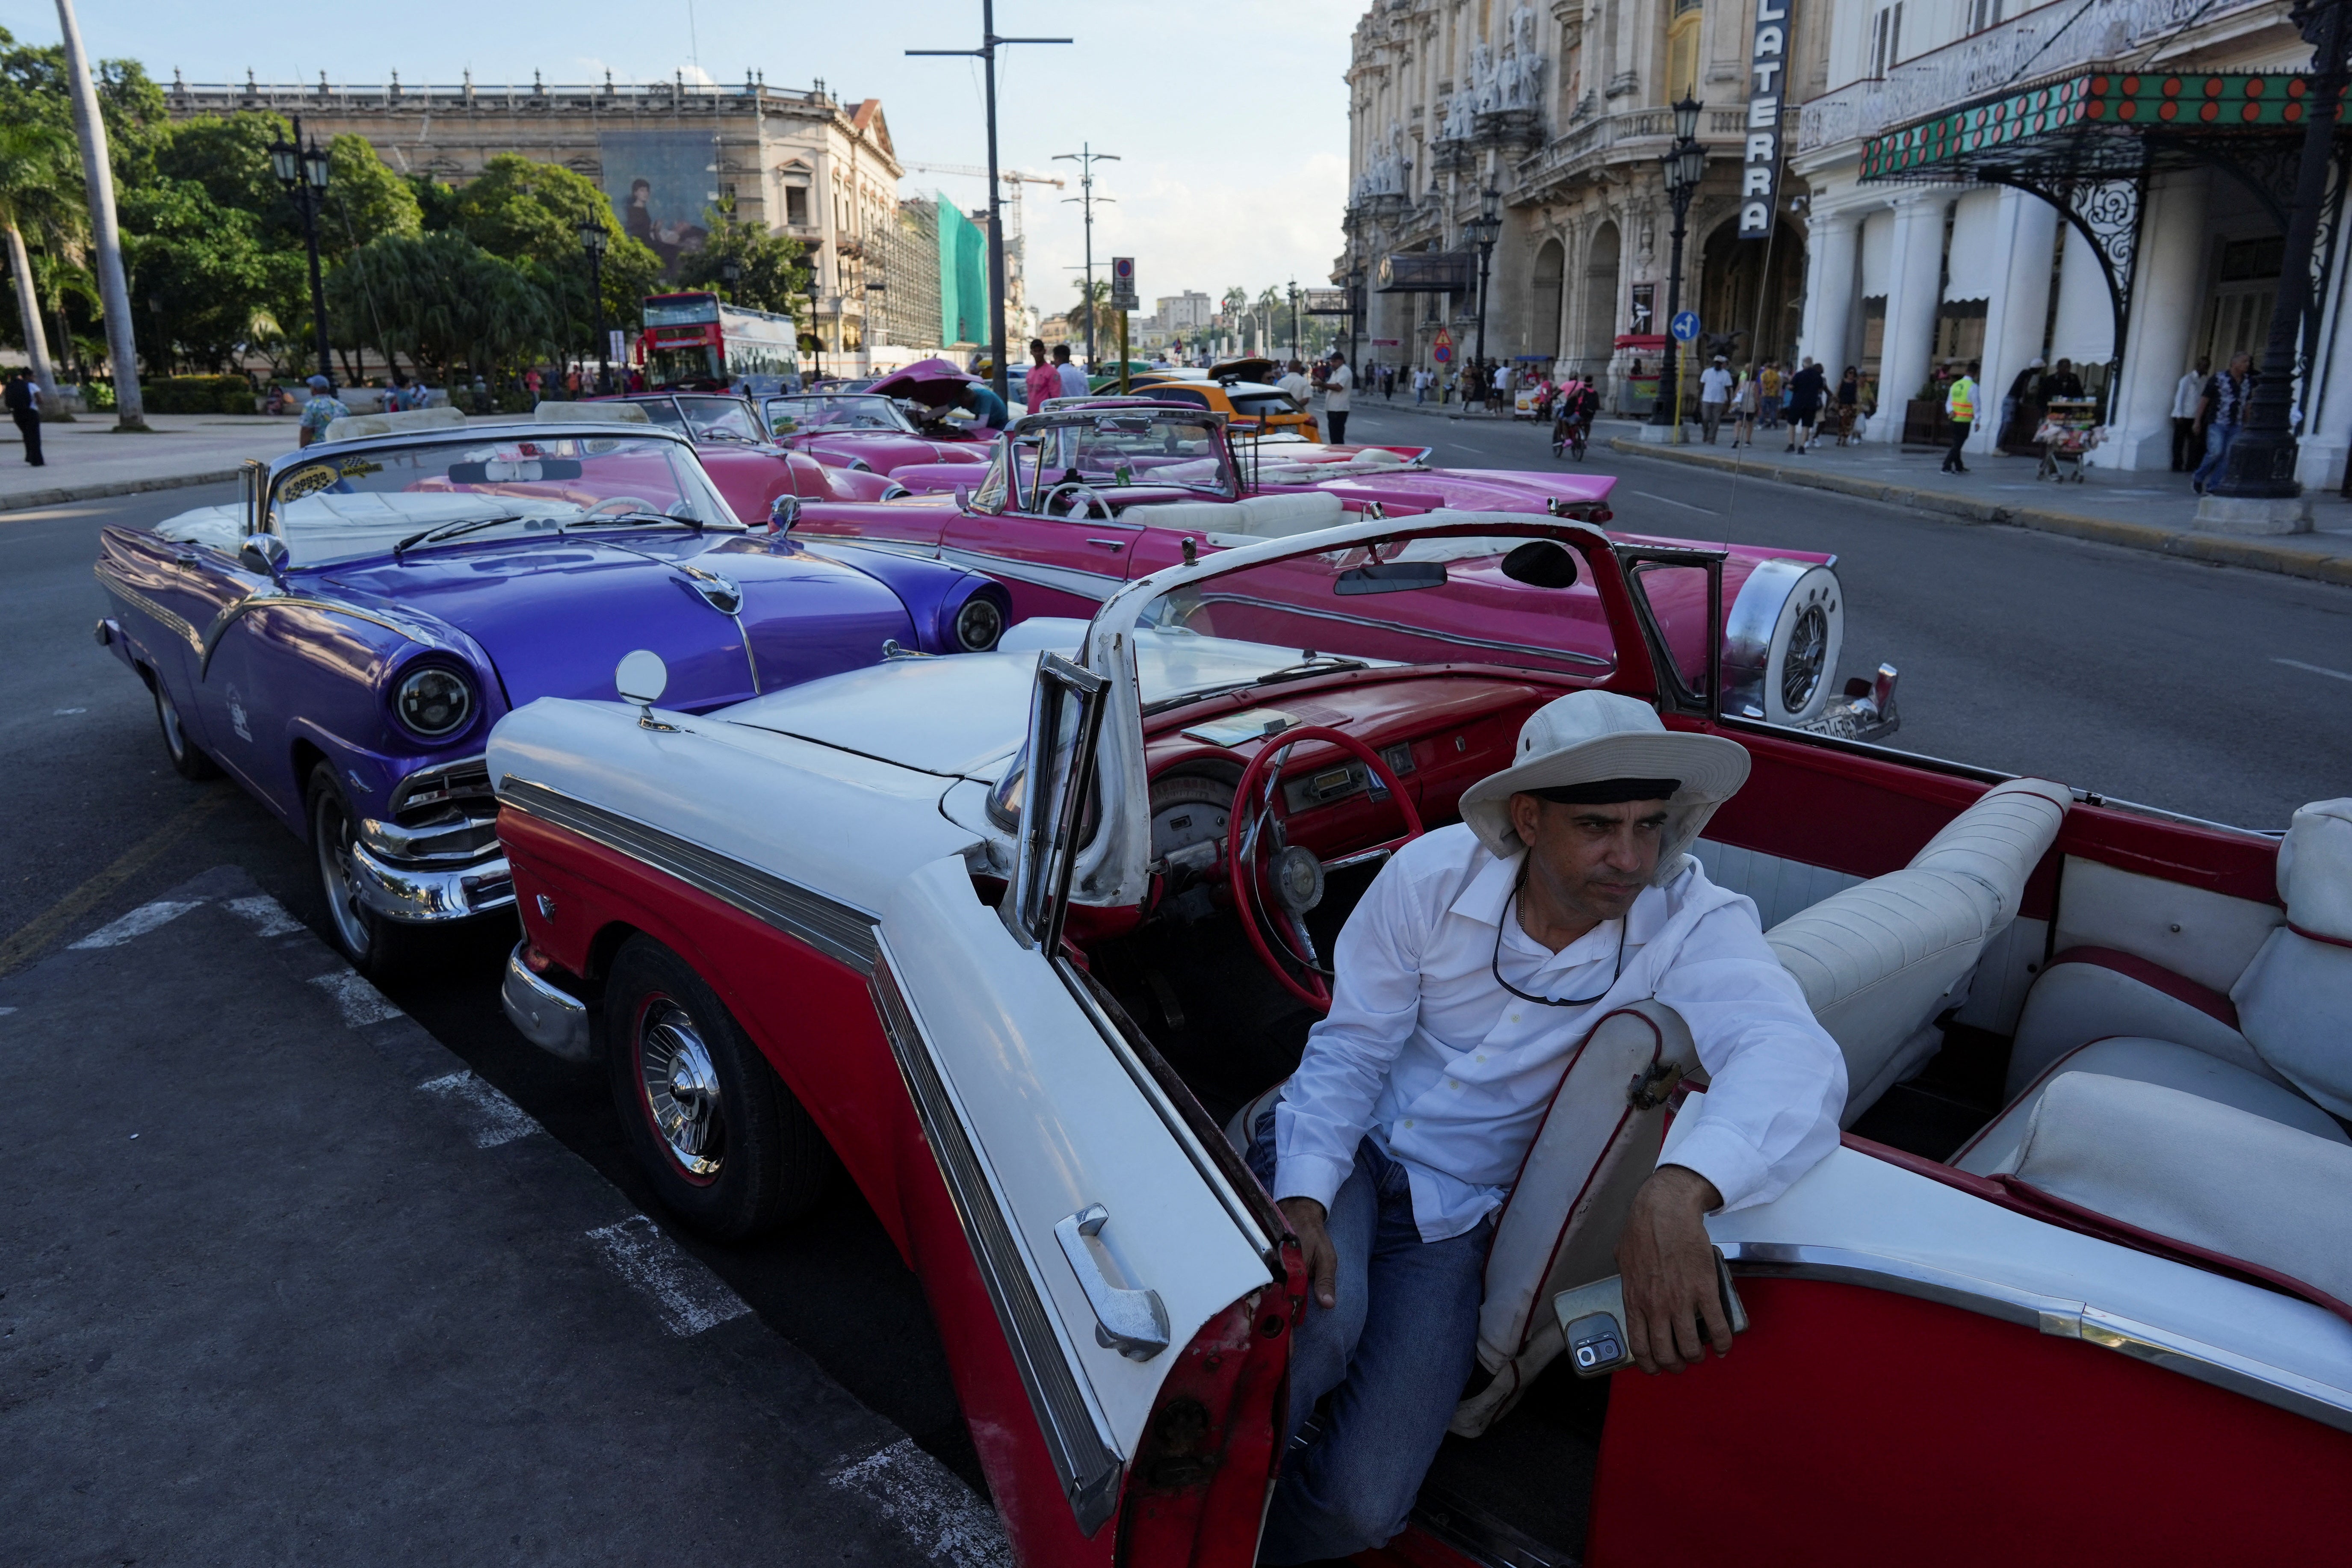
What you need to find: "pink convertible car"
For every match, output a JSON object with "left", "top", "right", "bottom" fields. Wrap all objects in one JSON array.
[{"left": 781, "top": 404, "right": 1894, "bottom": 737}]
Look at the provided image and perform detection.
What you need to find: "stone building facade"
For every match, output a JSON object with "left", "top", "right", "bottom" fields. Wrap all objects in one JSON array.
[
  {"left": 164, "top": 73, "right": 939, "bottom": 366},
  {"left": 1341, "top": 0, "right": 1832, "bottom": 399}
]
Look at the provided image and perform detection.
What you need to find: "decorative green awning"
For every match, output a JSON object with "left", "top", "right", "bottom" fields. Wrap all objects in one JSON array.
[{"left": 1862, "top": 71, "right": 2345, "bottom": 183}]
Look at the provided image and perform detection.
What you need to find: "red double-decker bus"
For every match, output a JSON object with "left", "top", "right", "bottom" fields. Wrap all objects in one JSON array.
[{"left": 636, "top": 291, "right": 801, "bottom": 390}]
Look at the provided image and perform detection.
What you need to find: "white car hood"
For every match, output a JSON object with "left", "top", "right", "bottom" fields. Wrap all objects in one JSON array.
[{"left": 720, "top": 648, "right": 1041, "bottom": 778}]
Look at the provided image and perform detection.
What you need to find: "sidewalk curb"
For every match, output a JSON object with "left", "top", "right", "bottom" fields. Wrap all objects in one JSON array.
[
  {"left": 1606, "top": 437, "right": 2352, "bottom": 589},
  {"left": 0, "top": 465, "right": 246, "bottom": 514}
]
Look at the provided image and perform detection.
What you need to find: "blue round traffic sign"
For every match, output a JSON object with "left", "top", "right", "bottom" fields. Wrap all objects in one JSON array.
[{"left": 1670, "top": 311, "right": 1700, "bottom": 343}]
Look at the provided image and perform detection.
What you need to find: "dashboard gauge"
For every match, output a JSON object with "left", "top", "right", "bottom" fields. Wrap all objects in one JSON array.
[{"left": 1149, "top": 774, "right": 1235, "bottom": 870}]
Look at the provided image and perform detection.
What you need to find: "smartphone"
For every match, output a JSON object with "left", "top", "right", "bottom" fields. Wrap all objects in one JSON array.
[{"left": 1551, "top": 1247, "right": 1749, "bottom": 1377}]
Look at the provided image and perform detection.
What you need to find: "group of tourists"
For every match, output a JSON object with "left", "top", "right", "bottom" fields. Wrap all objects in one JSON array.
[
  {"left": 2174, "top": 351, "right": 2258, "bottom": 495},
  {"left": 1695, "top": 356, "right": 1861, "bottom": 453}
]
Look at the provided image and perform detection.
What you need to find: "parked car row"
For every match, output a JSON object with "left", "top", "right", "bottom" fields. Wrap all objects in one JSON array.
[{"left": 115, "top": 402, "right": 2352, "bottom": 1564}]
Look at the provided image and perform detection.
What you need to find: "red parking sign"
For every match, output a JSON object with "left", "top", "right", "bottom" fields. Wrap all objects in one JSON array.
[{"left": 1433, "top": 328, "right": 1454, "bottom": 364}]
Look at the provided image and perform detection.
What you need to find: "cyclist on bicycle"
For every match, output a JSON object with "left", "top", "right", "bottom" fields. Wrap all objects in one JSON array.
[{"left": 1552, "top": 376, "right": 1599, "bottom": 460}]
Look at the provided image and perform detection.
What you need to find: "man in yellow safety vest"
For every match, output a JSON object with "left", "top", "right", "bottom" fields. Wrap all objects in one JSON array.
[{"left": 1942, "top": 360, "right": 1979, "bottom": 475}]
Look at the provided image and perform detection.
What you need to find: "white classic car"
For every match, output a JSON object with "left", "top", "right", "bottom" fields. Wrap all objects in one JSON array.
[{"left": 485, "top": 512, "right": 2352, "bottom": 1567}]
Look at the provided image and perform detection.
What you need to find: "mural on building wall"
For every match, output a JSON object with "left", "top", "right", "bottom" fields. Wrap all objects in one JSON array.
[{"left": 598, "top": 131, "right": 715, "bottom": 275}]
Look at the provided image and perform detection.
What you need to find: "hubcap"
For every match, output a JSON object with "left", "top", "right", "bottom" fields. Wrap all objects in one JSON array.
[
  {"left": 156, "top": 687, "right": 186, "bottom": 759},
  {"left": 314, "top": 794, "right": 373, "bottom": 959},
  {"left": 637, "top": 998, "right": 724, "bottom": 1182},
  {"left": 1781, "top": 604, "right": 1829, "bottom": 713}
]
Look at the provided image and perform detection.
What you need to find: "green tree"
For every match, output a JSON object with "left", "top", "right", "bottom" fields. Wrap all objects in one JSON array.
[
  {"left": 1068, "top": 276, "right": 1117, "bottom": 350},
  {"left": 335, "top": 230, "right": 559, "bottom": 384},
  {"left": 118, "top": 176, "right": 298, "bottom": 371},
  {"left": 0, "top": 121, "right": 81, "bottom": 393},
  {"left": 673, "top": 213, "right": 808, "bottom": 316},
  {"left": 448, "top": 152, "right": 659, "bottom": 340}
]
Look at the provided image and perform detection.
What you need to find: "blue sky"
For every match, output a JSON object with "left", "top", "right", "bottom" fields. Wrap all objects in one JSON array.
[{"left": 6, "top": 1, "right": 1358, "bottom": 313}]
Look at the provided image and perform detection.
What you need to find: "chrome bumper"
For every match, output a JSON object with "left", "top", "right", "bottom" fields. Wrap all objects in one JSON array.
[
  {"left": 348, "top": 840, "right": 516, "bottom": 923},
  {"left": 501, "top": 943, "right": 594, "bottom": 1062}
]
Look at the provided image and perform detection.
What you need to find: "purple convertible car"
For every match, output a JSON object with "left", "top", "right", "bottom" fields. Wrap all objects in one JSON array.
[{"left": 94, "top": 413, "right": 1010, "bottom": 976}]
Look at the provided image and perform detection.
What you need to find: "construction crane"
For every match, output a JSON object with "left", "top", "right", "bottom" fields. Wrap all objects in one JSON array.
[{"left": 899, "top": 162, "right": 1065, "bottom": 249}]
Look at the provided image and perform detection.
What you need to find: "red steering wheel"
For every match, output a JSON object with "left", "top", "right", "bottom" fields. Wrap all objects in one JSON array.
[{"left": 1226, "top": 725, "right": 1424, "bottom": 1012}]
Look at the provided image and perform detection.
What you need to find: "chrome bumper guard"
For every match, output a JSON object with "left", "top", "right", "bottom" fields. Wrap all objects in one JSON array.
[
  {"left": 347, "top": 838, "right": 515, "bottom": 923},
  {"left": 501, "top": 942, "right": 593, "bottom": 1062}
]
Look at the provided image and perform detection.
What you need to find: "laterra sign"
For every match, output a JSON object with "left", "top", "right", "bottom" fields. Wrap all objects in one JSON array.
[{"left": 1740, "top": 0, "right": 1792, "bottom": 239}]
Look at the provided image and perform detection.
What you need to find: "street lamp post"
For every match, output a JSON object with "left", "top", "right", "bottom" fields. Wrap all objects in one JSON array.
[
  {"left": 577, "top": 219, "right": 609, "bottom": 393},
  {"left": 1288, "top": 278, "right": 1301, "bottom": 364},
  {"left": 1649, "top": 97, "right": 1706, "bottom": 432},
  {"left": 1466, "top": 187, "right": 1503, "bottom": 385},
  {"left": 1347, "top": 260, "right": 1367, "bottom": 374},
  {"left": 2206, "top": 0, "right": 2352, "bottom": 517},
  {"left": 804, "top": 278, "right": 825, "bottom": 384},
  {"left": 1054, "top": 145, "right": 1119, "bottom": 370},
  {"left": 269, "top": 118, "right": 334, "bottom": 386}
]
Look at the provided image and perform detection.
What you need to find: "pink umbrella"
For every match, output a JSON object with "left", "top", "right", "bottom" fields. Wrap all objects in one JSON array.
[{"left": 867, "top": 357, "right": 981, "bottom": 409}]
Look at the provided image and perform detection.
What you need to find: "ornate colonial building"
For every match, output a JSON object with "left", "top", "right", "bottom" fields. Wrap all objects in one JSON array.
[
  {"left": 1791, "top": 0, "right": 2352, "bottom": 491},
  {"left": 1341, "top": 0, "right": 1832, "bottom": 396}
]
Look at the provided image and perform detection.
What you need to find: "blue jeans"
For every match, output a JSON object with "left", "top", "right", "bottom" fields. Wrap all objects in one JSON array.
[
  {"left": 1247, "top": 1107, "right": 1493, "bottom": 1564},
  {"left": 2193, "top": 422, "right": 2238, "bottom": 489}
]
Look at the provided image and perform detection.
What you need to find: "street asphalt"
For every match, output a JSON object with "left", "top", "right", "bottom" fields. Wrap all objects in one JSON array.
[{"left": 2, "top": 429, "right": 2347, "bottom": 1555}]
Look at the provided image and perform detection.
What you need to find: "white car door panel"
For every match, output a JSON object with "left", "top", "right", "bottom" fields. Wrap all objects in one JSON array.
[{"left": 874, "top": 854, "right": 1274, "bottom": 1530}]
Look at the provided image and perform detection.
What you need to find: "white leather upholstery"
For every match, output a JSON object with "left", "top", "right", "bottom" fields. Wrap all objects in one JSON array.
[
  {"left": 2233, "top": 798, "right": 2352, "bottom": 1119},
  {"left": 1144, "top": 490, "right": 1346, "bottom": 540},
  {"left": 1451, "top": 1001, "right": 1698, "bottom": 1437},
  {"left": 1688, "top": 839, "right": 1862, "bottom": 932},
  {"left": 1765, "top": 778, "right": 2070, "bottom": 1122},
  {"left": 1956, "top": 1037, "right": 2349, "bottom": 1176},
  {"left": 2051, "top": 854, "right": 2282, "bottom": 995},
  {"left": 1980, "top": 1072, "right": 2352, "bottom": 1315},
  {"left": 2006, "top": 954, "right": 2287, "bottom": 1099}
]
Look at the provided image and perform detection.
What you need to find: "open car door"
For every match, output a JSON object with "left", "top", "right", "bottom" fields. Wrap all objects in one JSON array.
[{"left": 872, "top": 653, "right": 1299, "bottom": 1565}]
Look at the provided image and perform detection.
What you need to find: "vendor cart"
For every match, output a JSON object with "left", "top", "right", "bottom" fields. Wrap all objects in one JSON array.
[{"left": 2034, "top": 398, "right": 2101, "bottom": 481}]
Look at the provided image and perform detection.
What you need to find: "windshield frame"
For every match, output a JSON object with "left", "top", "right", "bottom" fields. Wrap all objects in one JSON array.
[
  {"left": 254, "top": 422, "right": 741, "bottom": 567},
  {"left": 977, "top": 408, "right": 1241, "bottom": 513},
  {"left": 763, "top": 393, "right": 919, "bottom": 437}
]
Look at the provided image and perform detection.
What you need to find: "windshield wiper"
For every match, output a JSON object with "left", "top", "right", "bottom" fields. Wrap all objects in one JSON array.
[
  {"left": 393, "top": 514, "right": 527, "bottom": 558},
  {"left": 1253, "top": 657, "right": 1370, "bottom": 685},
  {"left": 562, "top": 511, "right": 707, "bottom": 533}
]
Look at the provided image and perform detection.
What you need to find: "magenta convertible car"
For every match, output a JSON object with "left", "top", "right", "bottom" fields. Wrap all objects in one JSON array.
[{"left": 783, "top": 404, "right": 1895, "bottom": 736}]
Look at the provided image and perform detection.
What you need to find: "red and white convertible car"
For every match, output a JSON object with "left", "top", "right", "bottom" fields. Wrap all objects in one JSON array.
[{"left": 487, "top": 514, "right": 2350, "bottom": 1566}]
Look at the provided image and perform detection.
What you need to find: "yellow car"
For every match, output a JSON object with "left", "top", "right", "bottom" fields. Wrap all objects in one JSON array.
[{"left": 1126, "top": 357, "right": 1319, "bottom": 441}]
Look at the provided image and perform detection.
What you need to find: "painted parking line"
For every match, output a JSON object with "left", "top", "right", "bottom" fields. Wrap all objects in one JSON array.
[
  {"left": 0, "top": 793, "right": 227, "bottom": 977},
  {"left": 417, "top": 1069, "right": 540, "bottom": 1148},
  {"left": 2275, "top": 656, "right": 2352, "bottom": 685},
  {"left": 829, "top": 1438, "right": 1013, "bottom": 1568},
  {"left": 308, "top": 968, "right": 402, "bottom": 1027},
  {"left": 1631, "top": 489, "right": 1719, "bottom": 515},
  {"left": 225, "top": 893, "right": 305, "bottom": 938},
  {"left": 585, "top": 1213, "right": 753, "bottom": 1337},
  {"left": 68, "top": 898, "right": 207, "bottom": 949}
]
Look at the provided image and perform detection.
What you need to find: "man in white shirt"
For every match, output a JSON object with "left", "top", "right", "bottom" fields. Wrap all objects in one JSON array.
[
  {"left": 1277, "top": 359, "right": 1312, "bottom": 411},
  {"left": 2171, "top": 355, "right": 2211, "bottom": 472},
  {"left": 1052, "top": 343, "right": 1088, "bottom": 400},
  {"left": 1323, "top": 350, "right": 1354, "bottom": 443},
  {"left": 1698, "top": 354, "right": 1734, "bottom": 444},
  {"left": 1243, "top": 690, "right": 1845, "bottom": 1564}
]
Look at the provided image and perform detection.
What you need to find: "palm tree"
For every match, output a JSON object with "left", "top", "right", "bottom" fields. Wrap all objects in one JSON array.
[
  {"left": 0, "top": 122, "right": 83, "bottom": 406},
  {"left": 1255, "top": 286, "right": 1282, "bottom": 360},
  {"left": 1068, "top": 277, "right": 1117, "bottom": 358}
]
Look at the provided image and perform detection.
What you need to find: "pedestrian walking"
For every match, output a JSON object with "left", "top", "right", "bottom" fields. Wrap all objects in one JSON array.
[
  {"left": 1053, "top": 343, "right": 1088, "bottom": 400},
  {"left": 1941, "top": 359, "right": 1978, "bottom": 474},
  {"left": 1324, "top": 350, "right": 1354, "bottom": 444},
  {"left": 1697, "top": 355, "right": 1732, "bottom": 444},
  {"left": 6, "top": 368, "right": 43, "bottom": 466},
  {"left": 1024, "top": 338, "right": 1059, "bottom": 414},
  {"left": 298, "top": 375, "right": 349, "bottom": 448},
  {"left": 1834, "top": 366, "right": 1861, "bottom": 446},
  {"left": 2001, "top": 357, "right": 2042, "bottom": 449},
  {"left": 2191, "top": 351, "right": 2254, "bottom": 494},
  {"left": 1730, "top": 367, "right": 1759, "bottom": 449},
  {"left": 2171, "top": 356, "right": 2211, "bottom": 472},
  {"left": 1492, "top": 358, "right": 1511, "bottom": 416},
  {"left": 1758, "top": 361, "right": 1783, "bottom": 429},
  {"left": 1786, "top": 358, "right": 1827, "bottom": 454}
]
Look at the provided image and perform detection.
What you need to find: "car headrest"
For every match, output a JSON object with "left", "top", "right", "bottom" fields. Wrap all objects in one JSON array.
[{"left": 2277, "top": 798, "right": 2352, "bottom": 942}]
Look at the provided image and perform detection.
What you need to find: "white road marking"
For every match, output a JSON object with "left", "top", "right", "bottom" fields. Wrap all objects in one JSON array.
[
  {"left": 828, "top": 1439, "right": 1013, "bottom": 1568},
  {"left": 585, "top": 1214, "right": 752, "bottom": 1337},
  {"left": 225, "top": 893, "right": 305, "bottom": 938},
  {"left": 2275, "top": 657, "right": 2352, "bottom": 685},
  {"left": 53, "top": 707, "right": 86, "bottom": 715},
  {"left": 309, "top": 968, "right": 402, "bottom": 1027},
  {"left": 418, "top": 1070, "right": 540, "bottom": 1148},
  {"left": 69, "top": 899, "right": 205, "bottom": 949},
  {"left": 1631, "top": 489, "right": 1719, "bottom": 515}
]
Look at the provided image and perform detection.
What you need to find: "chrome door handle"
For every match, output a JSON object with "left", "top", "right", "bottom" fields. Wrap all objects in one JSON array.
[
  {"left": 1053, "top": 1202, "right": 1169, "bottom": 1361},
  {"left": 1084, "top": 537, "right": 1126, "bottom": 551}
]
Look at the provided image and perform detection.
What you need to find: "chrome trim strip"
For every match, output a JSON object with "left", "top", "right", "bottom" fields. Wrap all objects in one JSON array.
[
  {"left": 94, "top": 564, "right": 201, "bottom": 653},
  {"left": 869, "top": 949, "right": 1125, "bottom": 1534},
  {"left": 496, "top": 776, "right": 880, "bottom": 974},
  {"left": 1189, "top": 590, "right": 1615, "bottom": 670},
  {"left": 937, "top": 544, "right": 1123, "bottom": 602},
  {"left": 347, "top": 841, "right": 514, "bottom": 922},
  {"left": 1718, "top": 1241, "right": 2352, "bottom": 1435},
  {"left": 501, "top": 942, "right": 593, "bottom": 1062}
]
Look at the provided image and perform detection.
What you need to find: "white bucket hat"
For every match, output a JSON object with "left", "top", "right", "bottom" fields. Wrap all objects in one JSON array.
[{"left": 1457, "top": 690, "right": 1751, "bottom": 882}]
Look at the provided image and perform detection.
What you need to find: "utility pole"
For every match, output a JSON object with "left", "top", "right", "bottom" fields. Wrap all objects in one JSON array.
[
  {"left": 53, "top": 0, "right": 144, "bottom": 430},
  {"left": 1054, "top": 145, "right": 1119, "bottom": 369},
  {"left": 910, "top": 3, "right": 1070, "bottom": 405}
]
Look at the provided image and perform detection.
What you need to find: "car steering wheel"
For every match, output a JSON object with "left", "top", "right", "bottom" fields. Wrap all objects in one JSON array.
[
  {"left": 582, "top": 495, "right": 662, "bottom": 518},
  {"left": 1226, "top": 725, "right": 1422, "bottom": 1011},
  {"left": 1041, "top": 481, "right": 1111, "bottom": 518}
]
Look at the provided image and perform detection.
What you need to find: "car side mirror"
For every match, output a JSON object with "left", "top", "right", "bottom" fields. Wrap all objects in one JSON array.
[
  {"left": 238, "top": 532, "right": 289, "bottom": 588},
  {"left": 953, "top": 485, "right": 971, "bottom": 513},
  {"left": 768, "top": 493, "right": 801, "bottom": 534},
  {"left": 615, "top": 649, "right": 678, "bottom": 732}
]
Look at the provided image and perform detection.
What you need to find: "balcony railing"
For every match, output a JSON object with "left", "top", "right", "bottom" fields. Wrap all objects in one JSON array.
[
  {"left": 1796, "top": 0, "right": 2281, "bottom": 153},
  {"left": 165, "top": 72, "right": 831, "bottom": 118}
]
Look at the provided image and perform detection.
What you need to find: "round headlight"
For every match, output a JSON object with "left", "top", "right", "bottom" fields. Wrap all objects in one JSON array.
[
  {"left": 394, "top": 665, "right": 475, "bottom": 739},
  {"left": 954, "top": 594, "right": 1005, "bottom": 652}
]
